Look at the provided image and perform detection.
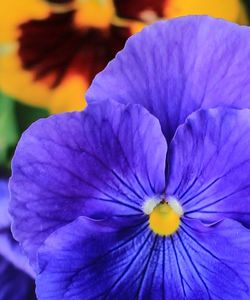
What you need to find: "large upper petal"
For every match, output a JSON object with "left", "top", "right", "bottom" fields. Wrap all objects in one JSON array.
[
  {"left": 10, "top": 100, "right": 167, "bottom": 267},
  {"left": 86, "top": 16, "right": 250, "bottom": 142},
  {"left": 36, "top": 216, "right": 250, "bottom": 299},
  {"left": 167, "top": 107, "right": 250, "bottom": 226}
]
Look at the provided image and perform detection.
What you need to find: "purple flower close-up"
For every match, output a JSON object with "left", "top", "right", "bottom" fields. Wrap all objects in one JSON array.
[
  {"left": 9, "top": 16, "right": 250, "bottom": 299},
  {"left": 0, "top": 180, "right": 36, "bottom": 300}
]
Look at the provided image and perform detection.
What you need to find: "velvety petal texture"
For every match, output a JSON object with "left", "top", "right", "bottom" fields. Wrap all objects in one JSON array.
[
  {"left": 10, "top": 101, "right": 167, "bottom": 266},
  {"left": 167, "top": 108, "right": 250, "bottom": 226},
  {"left": 36, "top": 216, "right": 250, "bottom": 300},
  {"left": 87, "top": 16, "right": 250, "bottom": 142}
]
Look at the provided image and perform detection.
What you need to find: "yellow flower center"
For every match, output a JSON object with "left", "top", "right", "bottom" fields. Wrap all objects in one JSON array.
[{"left": 149, "top": 202, "right": 181, "bottom": 236}]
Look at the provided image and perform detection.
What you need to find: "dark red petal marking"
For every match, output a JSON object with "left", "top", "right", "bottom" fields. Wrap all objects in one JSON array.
[
  {"left": 18, "top": 11, "right": 130, "bottom": 89},
  {"left": 113, "top": 0, "right": 167, "bottom": 20}
]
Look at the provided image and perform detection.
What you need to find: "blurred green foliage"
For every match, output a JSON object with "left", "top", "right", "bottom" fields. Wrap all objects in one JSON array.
[
  {"left": 244, "top": 0, "right": 250, "bottom": 17},
  {"left": 0, "top": 93, "right": 18, "bottom": 171},
  {"left": 0, "top": 93, "right": 48, "bottom": 176}
]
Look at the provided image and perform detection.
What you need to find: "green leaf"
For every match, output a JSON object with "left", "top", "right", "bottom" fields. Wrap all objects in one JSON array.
[
  {"left": 0, "top": 94, "right": 49, "bottom": 173},
  {"left": 0, "top": 93, "right": 18, "bottom": 168},
  {"left": 15, "top": 101, "right": 49, "bottom": 133}
]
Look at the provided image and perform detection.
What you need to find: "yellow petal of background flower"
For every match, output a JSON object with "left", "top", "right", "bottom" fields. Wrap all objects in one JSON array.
[
  {"left": 74, "top": 0, "right": 115, "bottom": 29},
  {"left": 166, "top": 0, "right": 248, "bottom": 24},
  {"left": 0, "top": 0, "right": 50, "bottom": 43},
  {"left": 0, "top": 47, "right": 86, "bottom": 112}
]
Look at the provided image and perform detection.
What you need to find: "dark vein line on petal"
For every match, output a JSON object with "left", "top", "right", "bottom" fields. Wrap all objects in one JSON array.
[
  {"left": 64, "top": 223, "right": 149, "bottom": 295},
  {"left": 180, "top": 222, "right": 248, "bottom": 291},
  {"left": 104, "top": 231, "right": 153, "bottom": 299},
  {"left": 162, "top": 237, "right": 166, "bottom": 299},
  {"left": 176, "top": 232, "right": 211, "bottom": 299},
  {"left": 20, "top": 162, "right": 141, "bottom": 212},
  {"left": 179, "top": 177, "right": 199, "bottom": 200},
  {"left": 41, "top": 137, "right": 145, "bottom": 200},
  {"left": 135, "top": 235, "right": 158, "bottom": 299},
  {"left": 170, "top": 235, "right": 186, "bottom": 298},
  {"left": 182, "top": 176, "right": 224, "bottom": 206},
  {"left": 185, "top": 187, "right": 249, "bottom": 215}
]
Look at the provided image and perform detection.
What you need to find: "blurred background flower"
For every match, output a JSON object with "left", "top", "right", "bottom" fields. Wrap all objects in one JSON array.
[
  {"left": 0, "top": 1, "right": 250, "bottom": 298},
  {"left": 0, "top": 180, "right": 36, "bottom": 299},
  {"left": 1, "top": 0, "right": 249, "bottom": 115}
]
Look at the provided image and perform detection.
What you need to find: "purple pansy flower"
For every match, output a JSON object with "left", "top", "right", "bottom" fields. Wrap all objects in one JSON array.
[
  {"left": 0, "top": 180, "right": 36, "bottom": 300},
  {"left": 10, "top": 16, "right": 250, "bottom": 299}
]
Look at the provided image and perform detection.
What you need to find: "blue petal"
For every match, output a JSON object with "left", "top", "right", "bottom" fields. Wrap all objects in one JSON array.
[
  {"left": 87, "top": 16, "right": 250, "bottom": 142},
  {"left": 0, "top": 179, "right": 34, "bottom": 277},
  {"left": 0, "top": 181, "right": 35, "bottom": 298},
  {"left": 0, "top": 179, "right": 10, "bottom": 228},
  {"left": 36, "top": 217, "right": 250, "bottom": 299},
  {"left": 36, "top": 216, "right": 168, "bottom": 300},
  {"left": 0, "top": 255, "right": 36, "bottom": 300},
  {"left": 10, "top": 100, "right": 167, "bottom": 267},
  {"left": 172, "top": 218, "right": 250, "bottom": 299},
  {"left": 0, "top": 227, "right": 34, "bottom": 279},
  {"left": 167, "top": 108, "right": 250, "bottom": 226}
]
